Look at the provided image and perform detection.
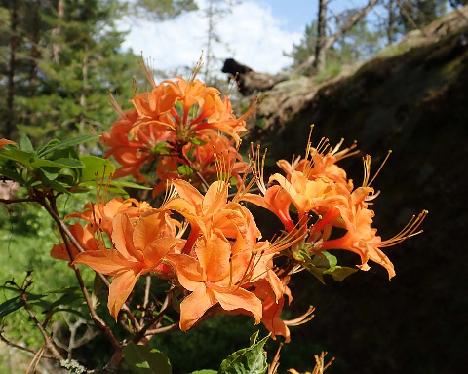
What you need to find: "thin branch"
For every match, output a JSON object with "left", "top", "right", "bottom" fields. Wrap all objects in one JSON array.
[
  {"left": 20, "top": 291, "right": 63, "bottom": 360},
  {"left": 325, "top": 0, "right": 378, "bottom": 50},
  {"left": 140, "top": 275, "right": 152, "bottom": 325},
  {"left": 267, "top": 342, "right": 283, "bottom": 374},
  {"left": 144, "top": 323, "right": 178, "bottom": 336},
  {"left": 0, "top": 198, "right": 35, "bottom": 205},
  {"left": 133, "top": 293, "right": 173, "bottom": 343},
  {"left": 41, "top": 197, "right": 140, "bottom": 332},
  {"left": 0, "top": 330, "right": 56, "bottom": 360},
  {"left": 43, "top": 198, "right": 122, "bottom": 352}
]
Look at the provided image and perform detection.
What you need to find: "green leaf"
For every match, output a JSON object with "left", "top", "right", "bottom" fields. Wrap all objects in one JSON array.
[
  {"left": 312, "top": 251, "right": 337, "bottom": 268},
  {"left": 192, "top": 371, "right": 217, "bottom": 374},
  {"left": 303, "top": 262, "right": 326, "bottom": 284},
  {"left": 0, "top": 294, "right": 45, "bottom": 318},
  {"left": 39, "top": 135, "right": 98, "bottom": 157},
  {"left": 111, "top": 180, "right": 152, "bottom": 190},
  {"left": 151, "top": 141, "right": 170, "bottom": 155},
  {"left": 324, "top": 266, "right": 358, "bottom": 281},
  {"left": 0, "top": 296, "right": 21, "bottom": 318},
  {"left": 41, "top": 169, "right": 60, "bottom": 180},
  {"left": 46, "top": 287, "right": 83, "bottom": 311},
  {"left": 177, "top": 165, "right": 193, "bottom": 176},
  {"left": 79, "top": 156, "right": 116, "bottom": 182},
  {"left": 19, "top": 134, "right": 34, "bottom": 153},
  {"left": 0, "top": 149, "right": 34, "bottom": 167},
  {"left": 30, "top": 158, "right": 84, "bottom": 169},
  {"left": 218, "top": 332, "right": 269, "bottom": 374},
  {"left": 36, "top": 139, "right": 60, "bottom": 155},
  {"left": 123, "top": 342, "right": 172, "bottom": 374}
]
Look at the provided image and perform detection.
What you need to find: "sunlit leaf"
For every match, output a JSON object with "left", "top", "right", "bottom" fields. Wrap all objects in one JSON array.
[
  {"left": 218, "top": 332, "right": 269, "bottom": 374},
  {"left": 39, "top": 135, "right": 98, "bottom": 157},
  {"left": 19, "top": 134, "right": 34, "bottom": 153},
  {"left": 123, "top": 342, "right": 172, "bottom": 374}
]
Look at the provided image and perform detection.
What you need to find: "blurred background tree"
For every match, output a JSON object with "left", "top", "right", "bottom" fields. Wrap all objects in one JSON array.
[{"left": 0, "top": 0, "right": 198, "bottom": 143}]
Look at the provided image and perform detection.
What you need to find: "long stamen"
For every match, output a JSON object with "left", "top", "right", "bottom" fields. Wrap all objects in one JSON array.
[
  {"left": 108, "top": 93, "right": 125, "bottom": 118},
  {"left": 139, "top": 56, "right": 157, "bottom": 88},
  {"left": 369, "top": 150, "right": 392, "bottom": 186},
  {"left": 381, "top": 210, "right": 428, "bottom": 247}
]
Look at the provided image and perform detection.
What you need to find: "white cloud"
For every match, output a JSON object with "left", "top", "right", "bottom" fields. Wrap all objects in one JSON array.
[{"left": 119, "top": 1, "right": 302, "bottom": 75}]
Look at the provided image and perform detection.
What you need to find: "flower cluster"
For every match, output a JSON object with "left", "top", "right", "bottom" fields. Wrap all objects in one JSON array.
[
  {"left": 101, "top": 75, "right": 251, "bottom": 195},
  {"left": 51, "top": 76, "right": 426, "bottom": 343},
  {"left": 246, "top": 138, "right": 427, "bottom": 280}
]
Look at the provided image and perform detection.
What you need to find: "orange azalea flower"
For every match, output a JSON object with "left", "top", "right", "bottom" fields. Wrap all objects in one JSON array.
[
  {"left": 101, "top": 110, "right": 176, "bottom": 181},
  {"left": 74, "top": 212, "right": 181, "bottom": 318},
  {"left": 269, "top": 172, "right": 348, "bottom": 217},
  {"left": 167, "top": 234, "right": 262, "bottom": 330},
  {"left": 164, "top": 179, "right": 262, "bottom": 254},
  {"left": 132, "top": 82, "right": 178, "bottom": 121},
  {"left": 0, "top": 138, "right": 16, "bottom": 148},
  {"left": 253, "top": 279, "right": 292, "bottom": 343},
  {"left": 67, "top": 198, "right": 152, "bottom": 236},
  {"left": 51, "top": 223, "right": 102, "bottom": 261},
  {"left": 320, "top": 206, "right": 427, "bottom": 279},
  {"left": 242, "top": 185, "right": 294, "bottom": 232},
  {"left": 277, "top": 137, "right": 358, "bottom": 189},
  {"left": 182, "top": 130, "right": 249, "bottom": 186}
]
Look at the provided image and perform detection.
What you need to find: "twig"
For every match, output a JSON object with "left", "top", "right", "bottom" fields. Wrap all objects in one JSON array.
[
  {"left": 41, "top": 197, "right": 140, "bottom": 332},
  {"left": 0, "top": 330, "right": 55, "bottom": 360},
  {"left": 144, "top": 323, "right": 178, "bottom": 336},
  {"left": 267, "top": 342, "right": 283, "bottom": 374},
  {"left": 0, "top": 198, "right": 35, "bottom": 205},
  {"left": 140, "top": 275, "right": 152, "bottom": 325},
  {"left": 133, "top": 293, "right": 173, "bottom": 343},
  {"left": 26, "top": 345, "right": 45, "bottom": 374},
  {"left": 43, "top": 197, "right": 122, "bottom": 352},
  {"left": 20, "top": 291, "right": 63, "bottom": 360},
  {"left": 312, "top": 351, "right": 335, "bottom": 374}
]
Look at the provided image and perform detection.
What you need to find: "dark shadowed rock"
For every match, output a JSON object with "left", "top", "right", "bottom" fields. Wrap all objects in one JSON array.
[{"left": 227, "top": 8, "right": 468, "bottom": 374}]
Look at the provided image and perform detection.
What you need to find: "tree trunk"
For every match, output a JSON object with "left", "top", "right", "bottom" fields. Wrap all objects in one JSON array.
[
  {"left": 387, "top": 0, "right": 396, "bottom": 45},
  {"left": 313, "top": 0, "right": 328, "bottom": 71},
  {"left": 52, "top": 0, "right": 64, "bottom": 63},
  {"left": 204, "top": 0, "right": 216, "bottom": 82},
  {"left": 29, "top": 0, "right": 40, "bottom": 95},
  {"left": 5, "top": 0, "right": 19, "bottom": 138}
]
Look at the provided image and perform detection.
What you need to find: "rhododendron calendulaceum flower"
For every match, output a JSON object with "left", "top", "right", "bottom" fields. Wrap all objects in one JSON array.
[{"left": 101, "top": 76, "right": 251, "bottom": 193}]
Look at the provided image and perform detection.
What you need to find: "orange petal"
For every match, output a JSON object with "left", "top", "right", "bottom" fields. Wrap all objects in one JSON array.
[
  {"left": 133, "top": 212, "right": 164, "bottom": 251},
  {"left": 0, "top": 138, "right": 16, "bottom": 148},
  {"left": 112, "top": 213, "right": 142, "bottom": 261},
  {"left": 179, "top": 283, "right": 216, "bottom": 331},
  {"left": 73, "top": 250, "right": 137, "bottom": 276},
  {"left": 202, "top": 181, "right": 228, "bottom": 215},
  {"left": 261, "top": 297, "right": 290, "bottom": 343},
  {"left": 195, "top": 236, "right": 231, "bottom": 282},
  {"left": 143, "top": 238, "right": 179, "bottom": 268},
  {"left": 212, "top": 287, "right": 262, "bottom": 324},
  {"left": 172, "top": 179, "right": 203, "bottom": 208},
  {"left": 107, "top": 269, "right": 140, "bottom": 320},
  {"left": 166, "top": 253, "right": 204, "bottom": 291}
]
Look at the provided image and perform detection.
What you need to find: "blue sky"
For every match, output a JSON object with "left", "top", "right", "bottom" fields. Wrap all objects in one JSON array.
[{"left": 256, "top": 0, "right": 369, "bottom": 32}]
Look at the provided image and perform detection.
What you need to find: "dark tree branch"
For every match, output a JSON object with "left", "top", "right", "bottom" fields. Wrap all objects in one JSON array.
[
  {"left": 0, "top": 330, "right": 56, "bottom": 360},
  {"left": 325, "top": 0, "right": 378, "bottom": 50}
]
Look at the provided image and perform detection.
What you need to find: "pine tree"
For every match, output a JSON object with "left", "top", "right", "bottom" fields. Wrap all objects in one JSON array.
[{"left": 0, "top": 0, "right": 198, "bottom": 142}]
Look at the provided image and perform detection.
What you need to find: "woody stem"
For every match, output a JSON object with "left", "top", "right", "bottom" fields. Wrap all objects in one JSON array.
[{"left": 42, "top": 196, "right": 122, "bottom": 352}]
